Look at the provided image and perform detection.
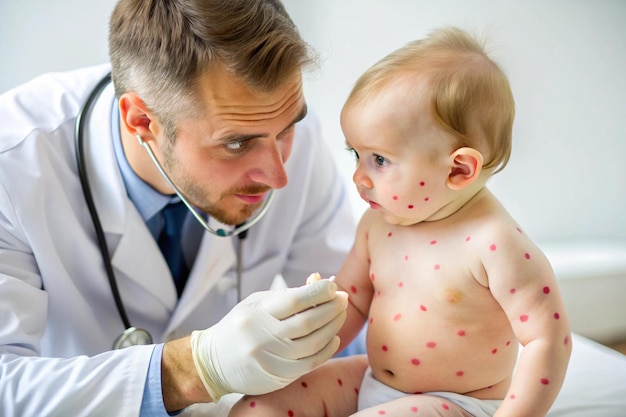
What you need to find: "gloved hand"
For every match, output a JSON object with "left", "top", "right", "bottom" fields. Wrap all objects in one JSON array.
[{"left": 190, "top": 279, "right": 348, "bottom": 402}]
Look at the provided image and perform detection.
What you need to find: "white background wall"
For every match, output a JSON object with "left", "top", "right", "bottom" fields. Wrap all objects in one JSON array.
[{"left": 2, "top": 1, "right": 625, "bottom": 242}]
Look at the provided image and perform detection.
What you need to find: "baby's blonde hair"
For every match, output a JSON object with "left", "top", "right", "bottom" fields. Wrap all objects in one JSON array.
[{"left": 344, "top": 26, "right": 515, "bottom": 174}]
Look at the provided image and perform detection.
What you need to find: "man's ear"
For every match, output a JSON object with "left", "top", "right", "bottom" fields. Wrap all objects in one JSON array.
[
  {"left": 446, "top": 147, "right": 483, "bottom": 190},
  {"left": 118, "top": 92, "right": 159, "bottom": 142}
]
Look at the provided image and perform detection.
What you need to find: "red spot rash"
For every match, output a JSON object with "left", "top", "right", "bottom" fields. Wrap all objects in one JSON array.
[
  {"left": 420, "top": 181, "right": 425, "bottom": 186},
  {"left": 442, "top": 403, "right": 450, "bottom": 410},
  {"left": 520, "top": 315, "right": 529, "bottom": 322},
  {"left": 382, "top": 345, "right": 389, "bottom": 351},
  {"left": 510, "top": 288, "right": 516, "bottom": 294},
  {"left": 411, "top": 406, "right": 418, "bottom": 412},
  {"left": 393, "top": 195, "right": 398, "bottom": 200},
  {"left": 564, "top": 336, "right": 570, "bottom": 345},
  {"left": 288, "top": 411, "right": 294, "bottom": 417},
  {"left": 420, "top": 305, "right": 428, "bottom": 312},
  {"left": 426, "top": 342, "right": 437, "bottom": 348},
  {"left": 394, "top": 313, "right": 402, "bottom": 321},
  {"left": 540, "top": 378, "right": 550, "bottom": 385},
  {"left": 370, "top": 273, "right": 375, "bottom": 281},
  {"left": 301, "top": 381, "right": 308, "bottom": 388},
  {"left": 465, "top": 236, "right": 471, "bottom": 242},
  {"left": 457, "top": 330, "right": 466, "bottom": 336},
  {"left": 510, "top": 394, "right": 516, "bottom": 400},
  {"left": 249, "top": 401, "right": 256, "bottom": 408},
  {"left": 404, "top": 255, "right": 409, "bottom": 261},
  {"left": 378, "top": 411, "right": 386, "bottom": 415},
  {"left": 554, "top": 312, "right": 560, "bottom": 319},
  {"left": 398, "top": 282, "right": 404, "bottom": 288},
  {"left": 543, "top": 286, "right": 551, "bottom": 294},
  {"left": 337, "top": 379, "right": 343, "bottom": 386},
  {"left": 387, "top": 232, "right": 393, "bottom": 237},
  {"left": 525, "top": 252, "right": 531, "bottom": 260},
  {"left": 408, "top": 204, "right": 414, "bottom": 209},
  {"left": 456, "top": 371, "right": 464, "bottom": 377},
  {"left": 424, "top": 197, "right": 430, "bottom": 202},
  {"left": 350, "top": 285, "right": 358, "bottom": 294},
  {"left": 492, "top": 348, "right": 498, "bottom": 354},
  {"left": 490, "top": 244, "right": 497, "bottom": 251},
  {"left": 434, "top": 264, "right": 441, "bottom": 270},
  {"left": 430, "top": 240, "right": 437, "bottom": 245},
  {"left": 411, "top": 358, "right": 421, "bottom": 365}
]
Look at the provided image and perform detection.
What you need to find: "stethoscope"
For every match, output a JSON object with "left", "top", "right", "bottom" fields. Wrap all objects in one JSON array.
[{"left": 74, "top": 73, "right": 274, "bottom": 349}]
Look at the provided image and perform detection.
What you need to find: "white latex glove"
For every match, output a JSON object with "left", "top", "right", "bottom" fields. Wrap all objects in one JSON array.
[{"left": 190, "top": 279, "right": 348, "bottom": 402}]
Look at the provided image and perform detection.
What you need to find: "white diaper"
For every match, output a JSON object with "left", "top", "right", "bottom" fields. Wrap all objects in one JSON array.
[{"left": 358, "top": 367, "right": 502, "bottom": 417}]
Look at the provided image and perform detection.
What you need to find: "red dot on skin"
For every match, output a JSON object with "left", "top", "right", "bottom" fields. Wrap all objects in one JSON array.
[
  {"left": 420, "top": 181, "right": 425, "bottom": 186},
  {"left": 354, "top": 387, "right": 359, "bottom": 395},
  {"left": 543, "top": 286, "right": 551, "bottom": 294},
  {"left": 411, "top": 358, "right": 421, "bottom": 365},
  {"left": 408, "top": 205, "right": 414, "bottom": 209},
  {"left": 510, "top": 394, "right": 516, "bottom": 400},
  {"left": 465, "top": 236, "right": 471, "bottom": 242},
  {"left": 388, "top": 232, "right": 393, "bottom": 237},
  {"left": 350, "top": 285, "right": 358, "bottom": 294},
  {"left": 369, "top": 317, "right": 374, "bottom": 324},
  {"left": 554, "top": 312, "right": 560, "bottom": 319},
  {"left": 288, "top": 411, "right": 294, "bottom": 417},
  {"left": 525, "top": 253, "right": 531, "bottom": 260},
  {"left": 540, "top": 378, "right": 550, "bottom": 385},
  {"left": 457, "top": 330, "right": 466, "bottom": 336},
  {"left": 250, "top": 401, "right": 256, "bottom": 408},
  {"left": 564, "top": 336, "right": 570, "bottom": 345},
  {"left": 506, "top": 341, "right": 511, "bottom": 346},
  {"left": 510, "top": 288, "right": 516, "bottom": 294},
  {"left": 456, "top": 371, "right": 464, "bottom": 377},
  {"left": 420, "top": 305, "right": 427, "bottom": 311},
  {"left": 430, "top": 240, "right": 437, "bottom": 245},
  {"left": 520, "top": 314, "right": 529, "bottom": 322},
  {"left": 434, "top": 264, "right": 441, "bottom": 270},
  {"left": 424, "top": 197, "right": 430, "bottom": 202},
  {"left": 370, "top": 273, "right": 375, "bottom": 281},
  {"left": 301, "top": 382, "right": 308, "bottom": 388},
  {"left": 394, "top": 313, "right": 402, "bottom": 321},
  {"left": 490, "top": 244, "right": 497, "bottom": 251},
  {"left": 378, "top": 411, "right": 386, "bottom": 415},
  {"left": 404, "top": 255, "right": 409, "bottom": 261},
  {"left": 411, "top": 406, "right": 418, "bottom": 412},
  {"left": 426, "top": 341, "right": 437, "bottom": 348},
  {"left": 516, "top": 227, "right": 523, "bottom": 234},
  {"left": 382, "top": 345, "right": 388, "bottom": 351},
  {"left": 398, "top": 282, "right": 404, "bottom": 287},
  {"left": 337, "top": 379, "right": 343, "bottom": 386},
  {"left": 442, "top": 404, "right": 449, "bottom": 410},
  {"left": 393, "top": 195, "right": 398, "bottom": 200},
  {"left": 492, "top": 348, "right": 498, "bottom": 354}
]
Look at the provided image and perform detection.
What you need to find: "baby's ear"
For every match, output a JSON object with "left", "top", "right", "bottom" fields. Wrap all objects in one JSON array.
[{"left": 446, "top": 147, "right": 483, "bottom": 190}]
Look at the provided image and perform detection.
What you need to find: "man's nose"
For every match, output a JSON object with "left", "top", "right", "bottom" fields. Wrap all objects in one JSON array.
[{"left": 248, "top": 142, "right": 289, "bottom": 189}]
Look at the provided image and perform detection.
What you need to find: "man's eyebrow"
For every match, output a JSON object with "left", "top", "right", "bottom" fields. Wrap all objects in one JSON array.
[{"left": 216, "top": 104, "right": 308, "bottom": 145}]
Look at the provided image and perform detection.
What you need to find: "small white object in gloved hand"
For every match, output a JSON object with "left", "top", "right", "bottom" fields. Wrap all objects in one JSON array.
[{"left": 190, "top": 279, "right": 348, "bottom": 402}]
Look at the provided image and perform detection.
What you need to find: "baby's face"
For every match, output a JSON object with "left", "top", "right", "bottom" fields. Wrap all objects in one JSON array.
[{"left": 341, "top": 79, "right": 460, "bottom": 226}]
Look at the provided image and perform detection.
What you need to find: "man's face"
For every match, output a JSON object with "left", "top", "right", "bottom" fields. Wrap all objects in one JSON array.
[{"left": 155, "top": 66, "right": 307, "bottom": 226}]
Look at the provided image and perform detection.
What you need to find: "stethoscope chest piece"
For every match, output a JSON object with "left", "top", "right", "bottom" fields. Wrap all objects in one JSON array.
[{"left": 112, "top": 327, "right": 153, "bottom": 350}]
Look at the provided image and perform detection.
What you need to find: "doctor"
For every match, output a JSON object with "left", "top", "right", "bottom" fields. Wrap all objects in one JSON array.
[{"left": 0, "top": 0, "right": 354, "bottom": 416}]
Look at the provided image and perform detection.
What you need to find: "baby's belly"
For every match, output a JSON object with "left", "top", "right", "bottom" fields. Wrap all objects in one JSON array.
[{"left": 366, "top": 303, "right": 518, "bottom": 398}]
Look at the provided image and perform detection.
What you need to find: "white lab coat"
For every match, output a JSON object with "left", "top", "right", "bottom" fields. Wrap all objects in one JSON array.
[{"left": 0, "top": 65, "right": 356, "bottom": 416}]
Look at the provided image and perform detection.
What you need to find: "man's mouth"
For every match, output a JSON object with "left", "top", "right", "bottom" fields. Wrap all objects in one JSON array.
[{"left": 235, "top": 193, "right": 268, "bottom": 205}]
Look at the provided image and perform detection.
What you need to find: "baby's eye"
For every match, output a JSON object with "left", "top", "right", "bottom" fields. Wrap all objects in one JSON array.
[
  {"left": 373, "top": 154, "right": 388, "bottom": 167},
  {"left": 346, "top": 146, "right": 360, "bottom": 161}
]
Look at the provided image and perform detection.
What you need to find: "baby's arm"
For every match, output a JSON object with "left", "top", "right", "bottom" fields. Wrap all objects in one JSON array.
[
  {"left": 484, "top": 225, "right": 572, "bottom": 417},
  {"left": 332, "top": 209, "right": 377, "bottom": 352}
]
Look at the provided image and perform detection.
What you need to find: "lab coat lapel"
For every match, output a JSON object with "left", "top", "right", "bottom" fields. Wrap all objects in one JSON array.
[
  {"left": 164, "top": 223, "right": 236, "bottom": 335},
  {"left": 83, "top": 83, "right": 176, "bottom": 309}
]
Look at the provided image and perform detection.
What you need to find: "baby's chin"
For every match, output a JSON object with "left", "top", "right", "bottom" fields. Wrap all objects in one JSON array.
[{"left": 381, "top": 211, "right": 423, "bottom": 227}]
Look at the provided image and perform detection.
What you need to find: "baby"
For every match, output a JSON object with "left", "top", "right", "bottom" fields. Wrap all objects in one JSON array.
[{"left": 228, "top": 26, "right": 571, "bottom": 417}]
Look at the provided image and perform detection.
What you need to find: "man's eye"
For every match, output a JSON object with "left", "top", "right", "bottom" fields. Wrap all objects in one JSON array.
[
  {"left": 374, "top": 154, "right": 388, "bottom": 167},
  {"left": 225, "top": 141, "right": 244, "bottom": 152}
]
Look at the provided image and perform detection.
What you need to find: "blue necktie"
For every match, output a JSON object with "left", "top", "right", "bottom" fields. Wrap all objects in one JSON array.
[{"left": 158, "top": 202, "right": 190, "bottom": 297}]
